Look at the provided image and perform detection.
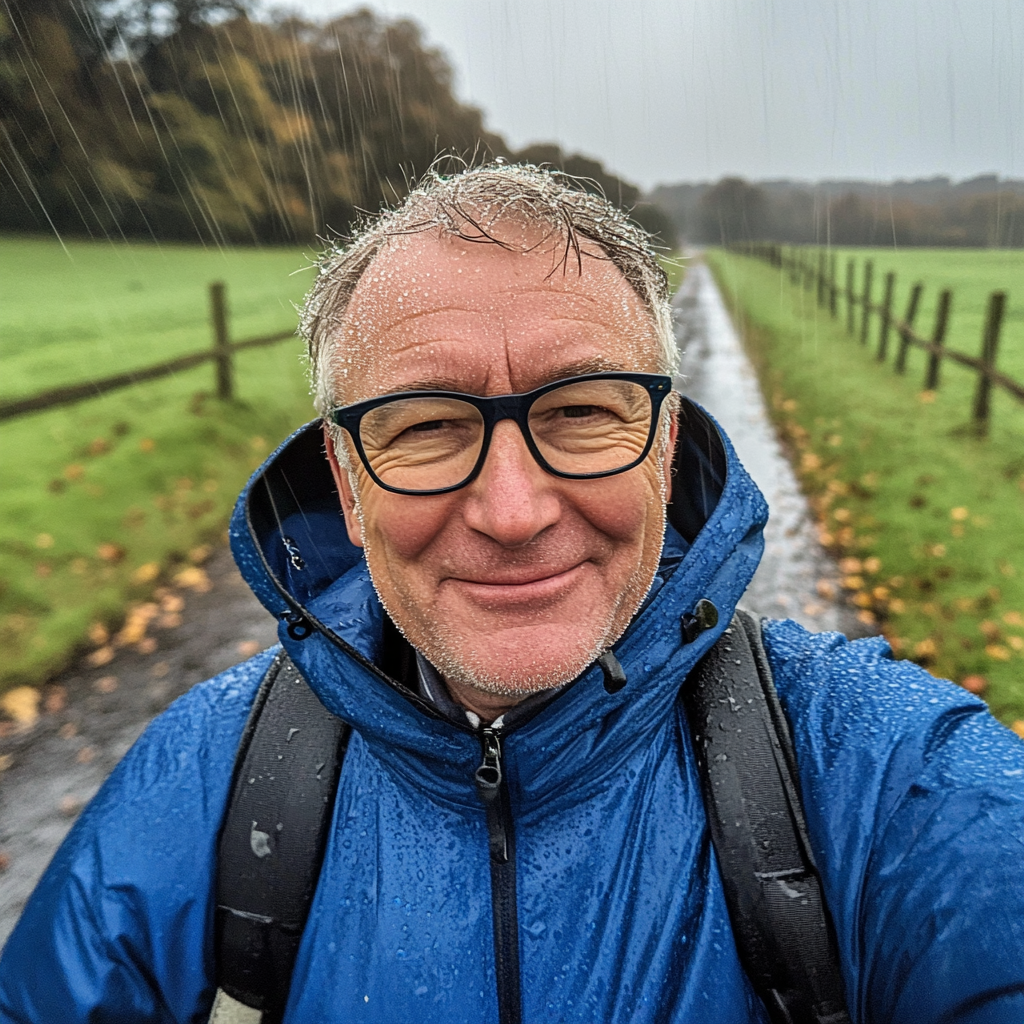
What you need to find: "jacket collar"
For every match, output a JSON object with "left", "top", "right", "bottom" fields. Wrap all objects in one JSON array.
[{"left": 228, "top": 398, "right": 768, "bottom": 802}]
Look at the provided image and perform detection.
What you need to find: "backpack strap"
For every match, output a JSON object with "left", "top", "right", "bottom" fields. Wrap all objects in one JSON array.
[
  {"left": 212, "top": 651, "right": 350, "bottom": 1024},
  {"left": 683, "top": 610, "right": 851, "bottom": 1024}
]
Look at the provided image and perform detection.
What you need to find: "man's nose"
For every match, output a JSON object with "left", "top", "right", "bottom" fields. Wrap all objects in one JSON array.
[{"left": 462, "top": 420, "right": 561, "bottom": 547}]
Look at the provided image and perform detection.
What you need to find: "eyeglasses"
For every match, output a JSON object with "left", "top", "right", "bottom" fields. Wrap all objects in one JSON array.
[{"left": 330, "top": 372, "right": 674, "bottom": 496}]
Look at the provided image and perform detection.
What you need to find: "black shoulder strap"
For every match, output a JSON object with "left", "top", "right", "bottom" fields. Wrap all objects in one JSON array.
[
  {"left": 683, "top": 610, "right": 851, "bottom": 1024},
  {"left": 214, "top": 651, "right": 350, "bottom": 1024}
]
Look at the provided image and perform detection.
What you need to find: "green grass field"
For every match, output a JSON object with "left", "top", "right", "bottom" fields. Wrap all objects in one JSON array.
[
  {"left": 1, "top": 235, "right": 318, "bottom": 690},
  {"left": 708, "top": 248, "right": 1024, "bottom": 724}
]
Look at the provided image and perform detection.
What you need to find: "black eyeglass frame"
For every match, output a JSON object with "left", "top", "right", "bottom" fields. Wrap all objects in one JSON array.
[{"left": 330, "top": 371, "right": 674, "bottom": 496}]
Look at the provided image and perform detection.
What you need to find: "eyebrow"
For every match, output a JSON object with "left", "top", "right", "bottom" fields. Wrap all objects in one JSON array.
[{"left": 391, "top": 358, "right": 630, "bottom": 396}]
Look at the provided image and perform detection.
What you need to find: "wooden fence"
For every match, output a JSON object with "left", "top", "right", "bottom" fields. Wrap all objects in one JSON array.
[
  {"left": 0, "top": 282, "right": 296, "bottom": 422},
  {"left": 731, "top": 243, "right": 1023, "bottom": 433}
]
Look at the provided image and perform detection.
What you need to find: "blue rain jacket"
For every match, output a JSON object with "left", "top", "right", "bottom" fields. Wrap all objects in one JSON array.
[{"left": 3, "top": 400, "right": 1024, "bottom": 1024}]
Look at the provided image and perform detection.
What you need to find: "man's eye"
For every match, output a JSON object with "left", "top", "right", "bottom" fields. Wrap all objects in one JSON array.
[
  {"left": 407, "top": 419, "right": 447, "bottom": 433},
  {"left": 559, "top": 405, "right": 600, "bottom": 419}
]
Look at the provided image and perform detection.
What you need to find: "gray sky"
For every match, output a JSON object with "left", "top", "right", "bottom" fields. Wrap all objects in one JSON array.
[{"left": 289, "top": 0, "right": 1023, "bottom": 191}]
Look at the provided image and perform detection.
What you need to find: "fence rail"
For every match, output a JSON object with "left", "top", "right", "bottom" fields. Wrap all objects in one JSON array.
[
  {"left": 0, "top": 282, "right": 296, "bottom": 423},
  {"left": 732, "top": 243, "right": 1022, "bottom": 432}
]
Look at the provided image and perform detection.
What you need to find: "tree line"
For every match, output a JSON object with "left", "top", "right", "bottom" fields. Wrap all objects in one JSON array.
[
  {"left": 0, "top": 0, "right": 677, "bottom": 247},
  {"left": 652, "top": 176, "right": 1024, "bottom": 248}
]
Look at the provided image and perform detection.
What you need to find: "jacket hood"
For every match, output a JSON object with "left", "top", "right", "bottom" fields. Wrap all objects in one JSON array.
[{"left": 228, "top": 397, "right": 769, "bottom": 801}]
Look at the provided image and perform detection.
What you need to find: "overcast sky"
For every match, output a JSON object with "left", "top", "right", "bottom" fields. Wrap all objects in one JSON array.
[{"left": 288, "top": 0, "right": 1023, "bottom": 191}]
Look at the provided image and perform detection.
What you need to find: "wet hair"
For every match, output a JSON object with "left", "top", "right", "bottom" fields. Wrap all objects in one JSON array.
[{"left": 300, "top": 160, "right": 678, "bottom": 419}]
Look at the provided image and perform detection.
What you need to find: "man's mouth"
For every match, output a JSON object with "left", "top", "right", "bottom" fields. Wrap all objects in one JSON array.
[{"left": 446, "top": 563, "right": 587, "bottom": 607}]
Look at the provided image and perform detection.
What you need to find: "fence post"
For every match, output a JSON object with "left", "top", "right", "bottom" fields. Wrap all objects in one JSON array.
[
  {"left": 894, "top": 283, "right": 923, "bottom": 373},
  {"left": 924, "top": 290, "right": 952, "bottom": 391},
  {"left": 817, "top": 251, "right": 826, "bottom": 306},
  {"left": 210, "top": 281, "right": 233, "bottom": 401},
  {"left": 846, "top": 259, "right": 855, "bottom": 334},
  {"left": 972, "top": 291, "right": 1007, "bottom": 432},
  {"left": 876, "top": 272, "right": 896, "bottom": 361},
  {"left": 859, "top": 260, "right": 874, "bottom": 345},
  {"left": 829, "top": 252, "right": 838, "bottom": 318}
]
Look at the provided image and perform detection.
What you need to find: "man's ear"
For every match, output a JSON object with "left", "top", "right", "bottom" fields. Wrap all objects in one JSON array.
[{"left": 323, "top": 425, "right": 364, "bottom": 548}]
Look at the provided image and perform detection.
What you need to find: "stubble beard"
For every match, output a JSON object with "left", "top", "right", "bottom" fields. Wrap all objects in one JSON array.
[{"left": 358, "top": 496, "right": 668, "bottom": 701}]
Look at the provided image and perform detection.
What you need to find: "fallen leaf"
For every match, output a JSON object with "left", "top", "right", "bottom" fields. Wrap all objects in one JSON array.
[
  {"left": 951, "top": 507, "right": 969, "bottom": 521},
  {"left": 802, "top": 603, "right": 823, "bottom": 617},
  {"left": 1004, "top": 611, "right": 1024, "bottom": 627},
  {"left": 86, "top": 646, "right": 114, "bottom": 668},
  {"left": 0, "top": 754, "right": 14, "bottom": 773},
  {"left": 64, "top": 464, "right": 84, "bottom": 481},
  {"left": 961, "top": 675, "right": 988, "bottom": 695},
  {"left": 833, "top": 508, "right": 851, "bottom": 523},
  {"left": 918, "top": 390, "right": 937, "bottom": 403},
  {"left": 137, "top": 637, "right": 157, "bottom": 655},
  {"left": 76, "top": 746, "right": 95, "bottom": 764},
  {"left": 800, "top": 452, "right": 821, "bottom": 472},
  {"left": 157, "top": 612, "right": 182, "bottom": 629},
  {"left": 872, "top": 586, "right": 890, "bottom": 601},
  {"left": 139, "top": 438, "right": 155, "bottom": 453},
  {"left": 35, "top": 533, "right": 54, "bottom": 549},
  {"left": 862, "top": 557, "right": 882, "bottom": 574},
  {"left": 914, "top": 638, "right": 937, "bottom": 658},
  {"left": 237, "top": 640, "right": 260, "bottom": 658},
  {"left": 189, "top": 545, "right": 212, "bottom": 565},
  {"left": 1009, "top": 637, "right": 1024, "bottom": 652},
  {"left": 43, "top": 686, "right": 66, "bottom": 714},
  {"left": 151, "top": 661, "right": 170, "bottom": 678},
  {"left": 1012, "top": 721, "right": 1024, "bottom": 741},
  {"left": 986, "top": 645, "right": 1011, "bottom": 661},
  {"left": 160, "top": 594, "right": 185, "bottom": 614},
  {"left": 980, "top": 621, "right": 1001, "bottom": 640},
  {"left": 35, "top": 563, "right": 52, "bottom": 578},
  {"left": 0, "top": 686, "right": 41, "bottom": 728},
  {"left": 97, "top": 542, "right": 125, "bottom": 563},
  {"left": 889, "top": 598, "right": 906, "bottom": 614},
  {"left": 842, "top": 575, "right": 865, "bottom": 591},
  {"left": 174, "top": 566, "right": 211, "bottom": 593},
  {"left": 88, "top": 438, "right": 110, "bottom": 456},
  {"left": 0, "top": 852, "right": 9, "bottom": 873},
  {"left": 839, "top": 557, "right": 863, "bottom": 574},
  {"left": 58, "top": 722, "right": 78, "bottom": 739},
  {"left": 132, "top": 562, "right": 160, "bottom": 584},
  {"left": 202, "top": 479, "right": 219, "bottom": 493},
  {"left": 58, "top": 795, "right": 83, "bottom": 817},
  {"left": 93, "top": 676, "right": 118, "bottom": 694},
  {"left": 816, "top": 580, "right": 836, "bottom": 600},
  {"left": 856, "top": 610, "right": 876, "bottom": 626}
]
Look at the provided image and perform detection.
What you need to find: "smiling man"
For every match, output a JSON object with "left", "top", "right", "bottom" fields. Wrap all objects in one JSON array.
[{"left": 3, "top": 164, "right": 1024, "bottom": 1024}]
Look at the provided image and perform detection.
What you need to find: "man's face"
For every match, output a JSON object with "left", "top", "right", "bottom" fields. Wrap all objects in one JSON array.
[{"left": 326, "top": 228, "right": 675, "bottom": 706}]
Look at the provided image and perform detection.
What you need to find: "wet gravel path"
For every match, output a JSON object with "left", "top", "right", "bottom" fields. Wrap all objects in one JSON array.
[
  {"left": 673, "top": 259, "right": 861, "bottom": 636},
  {"left": 0, "top": 551, "right": 279, "bottom": 947},
  {"left": 0, "top": 261, "right": 860, "bottom": 949}
]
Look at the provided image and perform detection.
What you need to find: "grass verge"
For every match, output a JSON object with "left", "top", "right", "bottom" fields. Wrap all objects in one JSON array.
[
  {"left": 1, "top": 235, "right": 316, "bottom": 692},
  {"left": 707, "top": 248, "right": 1024, "bottom": 724}
]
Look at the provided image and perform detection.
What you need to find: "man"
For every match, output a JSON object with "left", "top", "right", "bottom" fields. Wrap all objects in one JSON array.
[{"left": 2, "top": 163, "right": 1024, "bottom": 1023}]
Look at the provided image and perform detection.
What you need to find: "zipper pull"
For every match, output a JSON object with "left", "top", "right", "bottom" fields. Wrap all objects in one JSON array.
[
  {"left": 475, "top": 727, "right": 508, "bottom": 863},
  {"left": 475, "top": 727, "right": 502, "bottom": 805}
]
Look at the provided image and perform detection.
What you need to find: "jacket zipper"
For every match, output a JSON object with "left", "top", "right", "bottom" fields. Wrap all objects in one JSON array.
[{"left": 475, "top": 726, "right": 522, "bottom": 1024}]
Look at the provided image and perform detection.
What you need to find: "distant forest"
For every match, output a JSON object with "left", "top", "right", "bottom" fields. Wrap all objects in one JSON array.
[
  {"left": 652, "top": 175, "right": 1024, "bottom": 248},
  {"left": 0, "top": 0, "right": 675, "bottom": 246}
]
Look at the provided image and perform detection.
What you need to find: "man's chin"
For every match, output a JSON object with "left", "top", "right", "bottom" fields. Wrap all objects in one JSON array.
[{"left": 419, "top": 622, "right": 612, "bottom": 699}]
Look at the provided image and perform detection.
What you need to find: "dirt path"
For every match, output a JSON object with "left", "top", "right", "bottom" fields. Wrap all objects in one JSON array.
[
  {"left": 0, "top": 261, "right": 863, "bottom": 949},
  {"left": 0, "top": 548, "right": 279, "bottom": 946},
  {"left": 674, "top": 258, "right": 862, "bottom": 636}
]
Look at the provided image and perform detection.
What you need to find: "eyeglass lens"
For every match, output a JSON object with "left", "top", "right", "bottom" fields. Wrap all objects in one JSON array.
[{"left": 357, "top": 378, "right": 655, "bottom": 492}]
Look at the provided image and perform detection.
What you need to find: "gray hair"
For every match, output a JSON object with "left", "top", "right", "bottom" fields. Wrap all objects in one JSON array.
[{"left": 300, "top": 161, "right": 678, "bottom": 419}]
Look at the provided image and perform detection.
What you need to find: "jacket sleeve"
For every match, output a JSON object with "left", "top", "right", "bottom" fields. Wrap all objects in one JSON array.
[
  {"left": 0, "top": 651, "right": 273, "bottom": 1024},
  {"left": 764, "top": 621, "right": 1024, "bottom": 1024}
]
